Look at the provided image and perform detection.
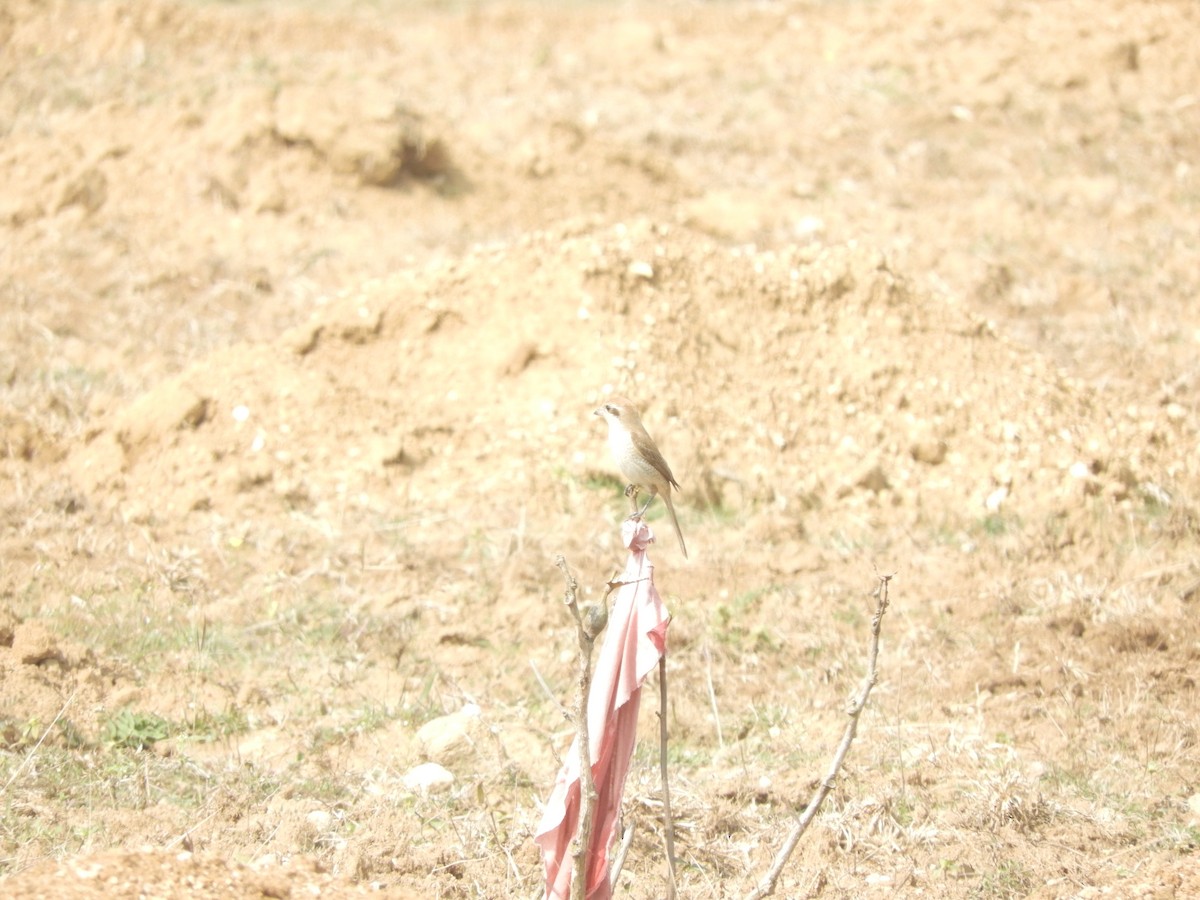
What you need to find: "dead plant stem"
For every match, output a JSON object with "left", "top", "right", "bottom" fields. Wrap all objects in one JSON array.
[
  {"left": 659, "top": 654, "right": 679, "bottom": 899},
  {"left": 745, "top": 573, "right": 893, "bottom": 900}
]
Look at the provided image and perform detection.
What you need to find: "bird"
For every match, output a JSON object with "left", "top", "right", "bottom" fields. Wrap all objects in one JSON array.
[{"left": 594, "top": 396, "right": 688, "bottom": 558}]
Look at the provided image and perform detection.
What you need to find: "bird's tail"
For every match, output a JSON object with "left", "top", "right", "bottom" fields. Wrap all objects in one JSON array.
[{"left": 663, "top": 491, "right": 688, "bottom": 559}]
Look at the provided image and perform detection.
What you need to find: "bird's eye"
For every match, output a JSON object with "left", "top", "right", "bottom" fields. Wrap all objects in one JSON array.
[{"left": 606, "top": 405, "right": 617, "bottom": 415}]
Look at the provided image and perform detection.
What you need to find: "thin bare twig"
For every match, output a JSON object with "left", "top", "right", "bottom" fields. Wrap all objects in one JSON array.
[
  {"left": 486, "top": 808, "right": 525, "bottom": 884},
  {"left": 745, "top": 573, "right": 893, "bottom": 900},
  {"left": 609, "top": 822, "right": 636, "bottom": 888},
  {"left": 529, "top": 659, "right": 570, "bottom": 720},
  {"left": 1, "top": 687, "right": 78, "bottom": 796},
  {"left": 659, "top": 654, "right": 679, "bottom": 899},
  {"left": 704, "top": 641, "right": 724, "bottom": 750}
]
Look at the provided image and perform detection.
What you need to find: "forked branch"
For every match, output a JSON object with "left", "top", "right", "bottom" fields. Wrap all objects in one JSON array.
[{"left": 745, "top": 573, "right": 893, "bottom": 900}]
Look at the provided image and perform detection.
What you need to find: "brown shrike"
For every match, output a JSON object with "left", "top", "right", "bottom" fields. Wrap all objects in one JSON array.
[{"left": 594, "top": 397, "right": 688, "bottom": 559}]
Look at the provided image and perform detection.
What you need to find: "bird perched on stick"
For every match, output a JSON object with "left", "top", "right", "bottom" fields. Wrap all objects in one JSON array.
[{"left": 594, "top": 397, "right": 688, "bottom": 559}]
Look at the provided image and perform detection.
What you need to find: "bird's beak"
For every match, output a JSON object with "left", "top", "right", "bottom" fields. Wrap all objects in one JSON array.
[{"left": 593, "top": 407, "right": 603, "bottom": 417}]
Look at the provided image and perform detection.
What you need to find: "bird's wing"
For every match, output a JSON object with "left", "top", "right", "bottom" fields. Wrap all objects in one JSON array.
[{"left": 633, "top": 431, "right": 681, "bottom": 489}]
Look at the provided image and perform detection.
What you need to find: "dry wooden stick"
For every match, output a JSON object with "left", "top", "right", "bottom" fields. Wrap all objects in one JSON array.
[
  {"left": 659, "top": 653, "right": 679, "bottom": 899},
  {"left": 554, "top": 555, "right": 603, "bottom": 900},
  {"left": 745, "top": 573, "right": 893, "bottom": 900}
]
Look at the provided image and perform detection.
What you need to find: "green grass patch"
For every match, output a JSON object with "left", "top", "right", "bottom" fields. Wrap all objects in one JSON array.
[{"left": 101, "top": 709, "right": 170, "bottom": 750}]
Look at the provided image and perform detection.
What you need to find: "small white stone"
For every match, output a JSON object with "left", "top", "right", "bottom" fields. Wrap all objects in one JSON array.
[
  {"left": 627, "top": 260, "right": 654, "bottom": 280},
  {"left": 984, "top": 486, "right": 1008, "bottom": 512},
  {"left": 417, "top": 708, "right": 481, "bottom": 762},
  {"left": 794, "top": 215, "right": 824, "bottom": 238},
  {"left": 403, "top": 762, "right": 455, "bottom": 794}
]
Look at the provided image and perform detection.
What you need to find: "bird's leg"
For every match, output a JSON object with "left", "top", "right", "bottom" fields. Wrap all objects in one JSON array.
[{"left": 635, "top": 488, "right": 658, "bottom": 518}]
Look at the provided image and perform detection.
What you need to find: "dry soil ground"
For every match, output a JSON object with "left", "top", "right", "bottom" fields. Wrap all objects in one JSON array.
[{"left": 2, "top": 0, "right": 1199, "bottom": 897}]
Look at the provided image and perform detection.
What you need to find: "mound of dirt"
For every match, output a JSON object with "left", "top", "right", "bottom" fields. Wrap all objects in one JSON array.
[{"left": 67, "top": 220, "right": 1193, "bottom": 561}]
